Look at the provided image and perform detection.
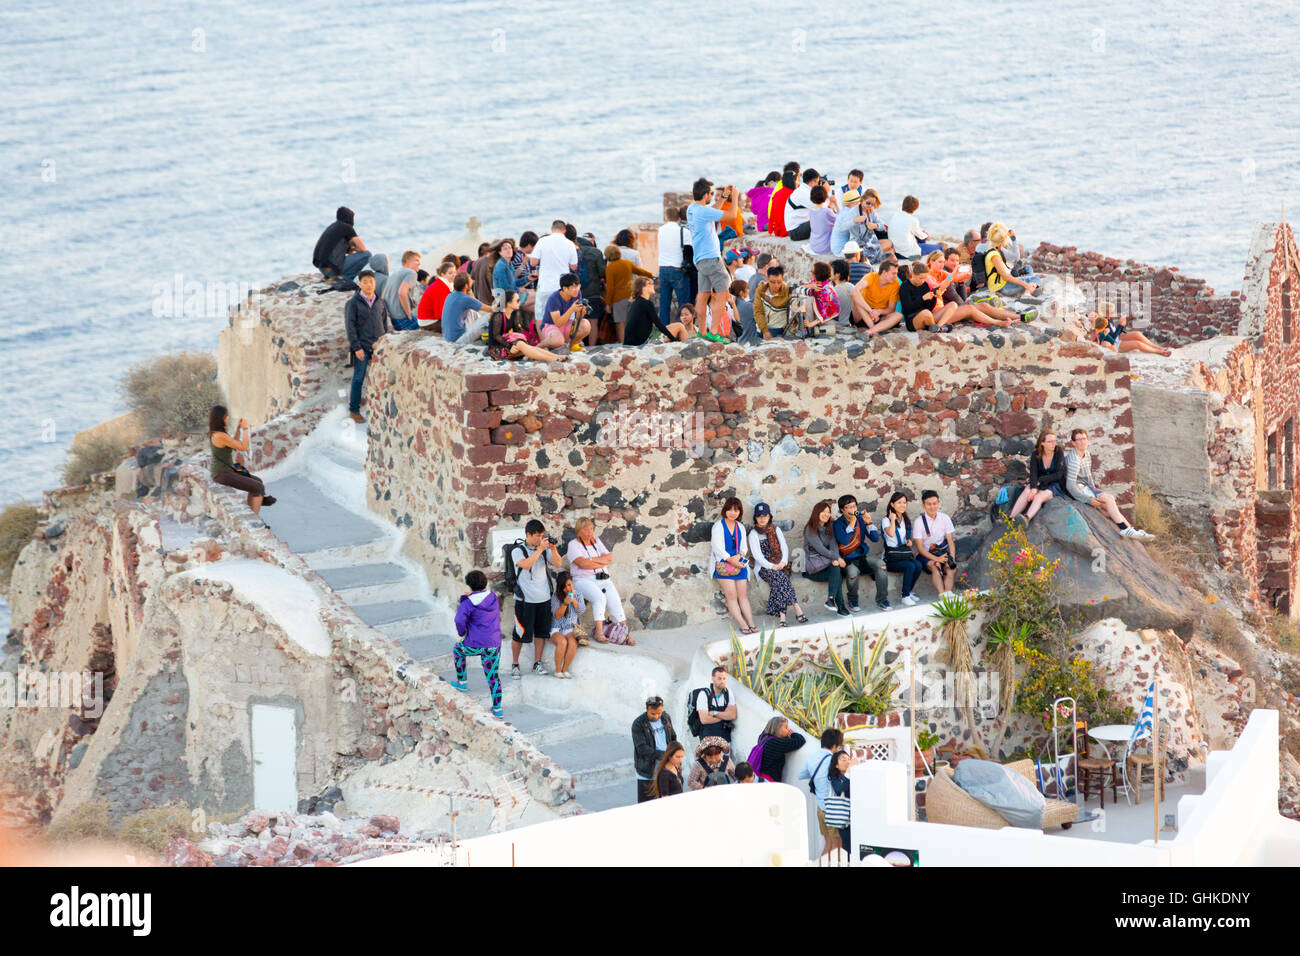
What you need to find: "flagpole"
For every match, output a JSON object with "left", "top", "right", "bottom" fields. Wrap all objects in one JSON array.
[
  {"left": 1152, "top": 681, "right": 1160, "bottom": 845},
  {"left": 909, "top": 648, "right": 916, "bottom": 822}
]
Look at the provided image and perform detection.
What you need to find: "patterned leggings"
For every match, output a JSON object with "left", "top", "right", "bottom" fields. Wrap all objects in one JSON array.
[{"left": 453, "top": 643, "right": 502, "bottom": 709}]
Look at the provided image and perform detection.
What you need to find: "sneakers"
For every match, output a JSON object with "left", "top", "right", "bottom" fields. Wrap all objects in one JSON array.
[
  {"left": 934, "top": 324, "right": 954, "bottom": 333},
  {"left": 1133, "top": 528, "right": 1155, "bottom": 539},
  {"left": 901, "top": 594, "right": 920, "bottom": 607},
  {"left": 1019, "top": 309, "right": 1039, "bottom": 322},
  {"left": 349, "top": 412, "right": 365, "bottom": 423},
  {"left": 836, "top": 605, "right": 851, "bottom": 616},
  {"left": 555, "top": 670, "right": 572, "bottom": 679},
  {"left": 1121, "top": 526, "right": 1154, "bottom": 539},
  {"left": 532, "top": 661, "right": 548, "bottom": 676},
  {"left": 849, "top": 602, "right": 860, "bottom": 613},
  {"left": 491, "top": 705, "right": 504, "bottom": 718},
  {"left": 448, "top": 677, "right": 468, "bottom": 692},
  {"left": 570, "top": 342, "right": 586, "bottom": 352},
  {"left": 876, "top": 599, "right": 891, "bottom": 611},
  {"left": 824, "top": 598, "right": 837, "bottom": 612},
  {"left": 511, "top": 665, "right": 522, "bottom": 680}
]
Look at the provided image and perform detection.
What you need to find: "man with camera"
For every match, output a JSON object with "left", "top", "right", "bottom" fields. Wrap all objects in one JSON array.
[
  {"left": 913, "top": 490, "right": 958, "bottom": 598},
  {"left": 537, "top": 274, "right": 592, "bottom": 354},
  {"left": 510, "top": 519, "right": 566, "bottom": 678},
  {"left": 694, "top": 666, "right": 737, "bottom": 743},
  {"left": 686, "top": 177, "right": 732, "bottom": 339}
]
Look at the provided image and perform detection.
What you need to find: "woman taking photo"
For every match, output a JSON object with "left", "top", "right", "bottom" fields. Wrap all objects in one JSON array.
[
  {"left": 209, "top": 405, "right": 276, "bottom": 514},
  {"left": 1008, "top": 428, "right": 1067, "bottom": 524},
  {"left": 825, "top": 750, "right": 853, "bottom": 853},
  {"left": 748, "top": 503, "right": 807, "bottom": 627},
  {"left": 487, "top": 290, "right": 559, "bottom": 363},
  {"left": 881, "top": 492, "right": 924, "bottom": 607},
  {"left": 803, "top": 499, "right": 849, "bottom": 616},
  {"left": 711, "top": 497, "right": 757, "bottom": 635},
  {"left": 566, "top": 516, "right": 634, "bottom": 645},
  {"left": 648, "top": 741, "right": 685, "bottom": 798}
]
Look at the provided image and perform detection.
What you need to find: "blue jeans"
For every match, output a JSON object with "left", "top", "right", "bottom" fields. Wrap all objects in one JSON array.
[
  {"left": 349, "top": 349, "right": 370, "bottom": 413},
  {"left": 342, "top": 250, "right": 372, "bottom": 281},
  {"left": 719, "top": 226, "right": 738, "bottom": 243},
  {"left": 885, "top": 555, "right": 924, "bottom": 598},
  {"left": 391, "top": 311, "right": 418, "bottom": 331},
  {"left": 658, "top": 266, "right": 691, "bottom": 330},
  {"left": 918, "top": 241, "right": 943, "bottom": 255}
]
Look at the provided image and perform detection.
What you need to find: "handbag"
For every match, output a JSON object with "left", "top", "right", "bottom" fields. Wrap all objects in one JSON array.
[{"left": 824, "top": 792, "right": 851, "bottom": 828}]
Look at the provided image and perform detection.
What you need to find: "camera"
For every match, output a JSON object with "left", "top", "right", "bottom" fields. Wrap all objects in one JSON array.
[
  {"left": 595, "top": 572, "right": 610, "bottom": 581},
  {"left": 824, "top": 177, "right": 835, "bottom": 186}
]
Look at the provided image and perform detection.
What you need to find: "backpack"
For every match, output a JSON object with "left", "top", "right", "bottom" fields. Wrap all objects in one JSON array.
[
  {"left": 501, "top": 539, "right": 553, "bottom": 601},
  {"left": 699, "top": 761, "right": 731, "bottom": 787},
  {"left": 746, "top": 736, "right": 776, "bottom": 782},
  {"left": 686, "top": 686, "right": 727, "bottom": 738},
  {"left": 969, "top": 247, "right": 989, "bottom": 291},
  {"left": 679, "top": 223, "right": 696, "bottom": 273},
  {"left": 578, "top": 243, "right": 606, "bottom": 297}
]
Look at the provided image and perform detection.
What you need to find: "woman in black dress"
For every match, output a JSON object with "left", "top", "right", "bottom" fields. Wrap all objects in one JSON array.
[
  {"left": 648, "top": 741, "right": 686, "bottom": 798},
  {"left": 623, "top": 277, "right": 690, "bottom": 346},
  {"left": 1009, "top": 427, "right": 1066, "bottom": 524}
]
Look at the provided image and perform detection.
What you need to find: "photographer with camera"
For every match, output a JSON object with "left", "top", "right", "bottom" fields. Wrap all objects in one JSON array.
[
  {"left": 537, "top": 274, "right": 592, "bottom": 354},
  {"left": 509, "top": 519, "right": 566, "bottom": 679},
  {"left": 913, "top": 490, "right": 958, "bottom": 598},
  {"left": 566, "top": 516, "right": 635, "bottom": 645}
]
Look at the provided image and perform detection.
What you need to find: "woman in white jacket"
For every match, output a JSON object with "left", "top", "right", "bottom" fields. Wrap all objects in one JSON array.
[
  {"left": 711, "top": 497, "right": 757, "bottom": 634},
  {"left": 749, "top": 502, "right": 807, "bottom": 627}
]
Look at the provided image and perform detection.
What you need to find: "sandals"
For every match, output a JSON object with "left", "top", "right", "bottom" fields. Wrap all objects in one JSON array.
[
  {"left": 741, "top": 625, "right": 759, "bottom": 635},
  {"left": 577, "top": 638, "right": 590, "bottom": 647},
  {"left": 593, "top": 634, "right": 609, "bottom": 643},
  {"left": 796, "top": 614, "right": 809, "bottom": 624},
  {"left": 777, "top": 619, "right": 788, "bottom": 628}
]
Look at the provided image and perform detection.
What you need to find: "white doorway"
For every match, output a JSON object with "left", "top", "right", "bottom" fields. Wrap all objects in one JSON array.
[{"left": 251, "top": 704, "right": 297, "bottom": 812}]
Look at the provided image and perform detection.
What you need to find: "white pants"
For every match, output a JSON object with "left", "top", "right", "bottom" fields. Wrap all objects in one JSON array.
[{"left": 574, "top": 575, "right": 626, "bottom": 623}]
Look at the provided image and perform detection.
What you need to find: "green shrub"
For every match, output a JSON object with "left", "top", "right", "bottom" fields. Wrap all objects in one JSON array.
[
  {"left": 62, "top": 433, "right": 130, "bottom": 487},
  {"left": 1014, "top": 647, "right": 1132, "bottom": 728},
  {"left": 0, "top": 503, "right": 41, "bottom": 593},
  {"left": 120, "top": 351, "right": 223, "bottom": 435}
]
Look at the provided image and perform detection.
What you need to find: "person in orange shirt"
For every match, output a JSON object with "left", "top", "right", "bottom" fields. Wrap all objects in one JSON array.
[
  {"left": 717, "top": 185, "right": 744, "bottom": 244},
  {"left": 604, "top": 245, "right": 654, "bottom": 343},
  {"left": 855, "top": 260, "right": 904, "bottom": 334}
]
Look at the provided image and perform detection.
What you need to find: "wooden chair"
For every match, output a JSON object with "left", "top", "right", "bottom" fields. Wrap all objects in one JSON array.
[
  {"left": 1126, "top": 721, "right": 1168, "bottom": 804},
  {"left": 1076, "top": 728, "right": 1119, "bottom": 809}
]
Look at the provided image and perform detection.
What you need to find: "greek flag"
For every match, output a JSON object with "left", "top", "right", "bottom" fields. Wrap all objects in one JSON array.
[{"left": 1130, "top": 681, "right": 1155, "bottom": 747}]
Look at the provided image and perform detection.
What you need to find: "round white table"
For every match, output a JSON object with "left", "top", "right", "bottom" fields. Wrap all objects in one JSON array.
[{"left": 1088, "top": 723, "right": 1145, "bottom": 761}]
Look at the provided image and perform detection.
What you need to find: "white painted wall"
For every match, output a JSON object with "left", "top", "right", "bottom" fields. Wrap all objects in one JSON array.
[{"left": 356, "top": 781, "right": 810, "bottom": 867}]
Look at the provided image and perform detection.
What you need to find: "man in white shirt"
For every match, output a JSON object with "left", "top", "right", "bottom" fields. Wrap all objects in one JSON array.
[
  {"left": 530, "top": 220, "right": 578, "bottom": 322},
  {"left": 784, "top": 168, "right": 819, "bottom": 241},
  {"left": 912, "top": 490, "right": 957, "bottom": 597},
  {"left": 887, "top": 195, "right": 934, "bottom": 260},
  {"left": 656, "top": 205, "right": 692, "bottom": 336},
  {"left": 694, "top": 666, "right": 737, "bottom": 742},
  {"left": 733, "top": 249, "right": 756, "bottom": 285}
]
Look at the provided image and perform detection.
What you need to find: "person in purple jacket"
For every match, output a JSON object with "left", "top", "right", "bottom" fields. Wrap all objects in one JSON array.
[{"left": 449, "top": 569, "right": 504, "bottom": 717}]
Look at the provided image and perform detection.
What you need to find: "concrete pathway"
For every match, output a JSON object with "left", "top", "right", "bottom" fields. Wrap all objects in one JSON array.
[{"left": 258, "top": 418, "right": 638, "bottom": 814}]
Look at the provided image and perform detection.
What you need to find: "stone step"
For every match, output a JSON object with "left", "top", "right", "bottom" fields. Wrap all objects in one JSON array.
[
  {"left": 574, "top": 781, "right": 639, "bottom": 814},
  {"left": 352, "top": 600, "right": 443, "bottom": 639},
  {"left": 536, "top": 734, "right": 635, "bottom": 789},
  {"left": 315, "top": 563, "right": 423, "bottom": 605},
  {"left": 397, "top": 632, "right": 460, "bottom": 667},
  {"left": 304, "top": 443, "right": 368, "bottom": 511},
  {"left": 499, "top": 705, "right": 605, "bottom": 748},
  {"left": 262, "top": 474, "right": 393, "bottom": 568}
]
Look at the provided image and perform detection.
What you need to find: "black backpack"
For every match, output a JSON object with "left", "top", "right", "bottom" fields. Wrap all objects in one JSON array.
[
  {"left": 969, "top": 247, "right": 989, "bottom": 291},
  {"left": 679, "top": 223, "right": 696, "bottom": 273},
  {"left": 501, "top": 539, "right": 553, "bottom": 601}
]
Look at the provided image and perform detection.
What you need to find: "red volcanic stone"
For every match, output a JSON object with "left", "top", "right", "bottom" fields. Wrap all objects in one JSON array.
[
  {"left": 489, "top": 388, "right": 530, "bottom": 406},
  {"left": 463, "top": 392, "right": 489, "bottom": 411},
  {"left": 993, "top": 410, "right": 1036, "bottom": 437},
  {"left": 718, "top": 390, "right": 746, "bottom": 414},
  {"left": 467, "top": 409, "right": 503, "bottom": 429},
  {"left": 163, "top": 838, "right": 214, "bottom": 868},
  {"left": 465, "top": 372, "right": 510, "bottom": 392},
  {"left": 685, "top": 373, "right": 711, "bottom": 395},
  {"left": 540, "top": 417, "right": 573, "bottom": 441},
  {"left": 467, "top": 445, "right": 507, "bottom": 465},
  {"left": 519, "top": 413, "right": 543, "bottom": 433},
  {"left": 491, "top": 424, "right": 525, "bottom": 445}
]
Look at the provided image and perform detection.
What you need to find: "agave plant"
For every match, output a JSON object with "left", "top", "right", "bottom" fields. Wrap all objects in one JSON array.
[
  {"left": 931, "top": 592, "right": 976, "bottom": 712},
  {"left": 772, "top": 671, "right": 849, "bottom": 737},
  {"left": 813, "top": 627, "right": 902, "bottom": 715},
  {"left": 729, "top": 627, "right": 801, "bottom": 698},
  {"left": 983, "top": 619, "right": 1029, "bottom": 714}
]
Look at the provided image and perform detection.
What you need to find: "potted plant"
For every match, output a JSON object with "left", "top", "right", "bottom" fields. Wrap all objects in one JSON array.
[
  {"left": 915, "top": 728, "right": 941, "bottom": 774},
  {"left": 931, "top": 593, "right": 976, "bottom": 712},
  {"left": 813, "top": 627, "right": 902, "bottom": 718}
]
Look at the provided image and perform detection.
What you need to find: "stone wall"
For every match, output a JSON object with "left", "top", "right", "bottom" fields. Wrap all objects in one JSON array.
[
  {"left": 1031, "top": 242, "right": 1241, "bottom": 348},
  {"left": 362, "top": 329, "right": 1136, "bottom": 627}
]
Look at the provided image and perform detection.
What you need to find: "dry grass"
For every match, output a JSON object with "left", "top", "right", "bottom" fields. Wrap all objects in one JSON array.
[
  {"left": 61, "top": 432, "right": 130, "bottom": 487},
  {"left": 1272, "top": 613, "right": 1300, "bottom": 652},
  {"left": 120, "top": 351, "right": 223, "bottom": 435},
  {"left": 44, "top": 802, "right": 115, "bottom": 845},
  {"left": 116, "top": 803, "right": 194, "bottom": 855},
  {"left": 1134, "top": 484, "right": 1172, "bottom": 537},
  {"left": 0, "top": 503, "right": 41, "bottom": 594}
]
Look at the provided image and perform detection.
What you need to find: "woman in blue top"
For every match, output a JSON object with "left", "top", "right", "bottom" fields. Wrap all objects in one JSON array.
[
  {"left": 881, "top": 492, "right": 925, "bottom": 607},
  {"left": 710, "top": 496, "right": 757, "bottom": 634},
  {"left": 491, "top": 239, "right": 533, "bottom": 317}
]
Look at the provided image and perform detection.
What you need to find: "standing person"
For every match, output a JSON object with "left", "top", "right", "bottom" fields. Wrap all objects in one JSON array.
[
  {"left": 208, "top": 405, "right": 276, "bottom": 513},
  {"left": 749, "top": 502, "right": 808, "bottom": 627},
  {"left": 530, "top": 220, "right": 579, "bottom": 318},
  {"left": 687, "top": 178, "right": 732, "bottom": 340},
  {"left": 625, "top": 276, "right": 690, "bottom": 345},
  {"left": 752, "top": 264, "right": 792, "bottom": 339},
  {"left": 692, "top": 666, "right": 737, "bottom": 743},
  {"left": 799, "top": 728, "right": 846, "bottom": 857},
  {"left": 1009, "top": 428, "right": 1067, "bottom": 524},
  {"left": 604, "top": 244, "right": 655, "bottom": 343},
  {"left": 825, "top": 750, "right": 853, "bottom": 854},
  {"left": 657, "top": 206, "right": 693, "bottom": 335},
  {"left": 833, "top": 494, "right": 889, "bottom": 612},
  {"left": 440, "top": 272, "right": 492, "bottom": 345},
  {"left": 632, "top": 696, "right": 677, "bottom": 803},
  {"left": 537, "top": 275, "right": 593, "bottom": 353},
  {"left": 881, "top": 492, "right": 925, "bottom": 606},
  {"left": 344, "top": 266, "right": 391, "bottom": 424},
  {"left": 803, "top": 499, "right": 850, "bottom": 616},
  {"left": 612, "top": 228, "right": 642, "bottom": 267},
  {"left": 748, "top": 716, "right": 806, "bottom": 782},
  {"left": 417, "top": 260, "right": 456, "bottom": 330},
  {"left": 1064, "top": 429, "right": 1155, "bottom": 538},
  {"left": 687, "top": 737, "right": 737, "bottom": 790},
  {"left": 648, "top": 742, "right": 686, "bottom": 799},
  {"left": 313, "top": 206, "right": 370, "bottom": 280},
  {"left": 913, "top": 490, "right": 958, "bottom": 597},
  {"left": 574, "top": 231, "right": 607, "bottom": 345},
  {"left": 449, "top": 570, "right": 504, "bottom": 718},
  {"left": 509, "top": 520, "right": 565, "bottom": 679},
  {"left": 549, "top": 570, "right": 585, "bottom": 679},
  {"left": 711, "top": 497, "right": 757, "bottom": 635},
  {"left": 486, "top": 290, "right": 560, "bottom": 363},
  {"left": 566, "top": 516, "right": 635, "bottom": 645},
  {"left": 383, "top": 250, "right": 422, "bottom": 330}
]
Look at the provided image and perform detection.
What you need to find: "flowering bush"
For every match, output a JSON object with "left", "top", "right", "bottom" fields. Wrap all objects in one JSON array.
[
  {"left": 1014, "top": 647, "right": 1133, "bottom": 728},
  {"left": 977, "top": 521, "right": 1068, "bottom": 655}
]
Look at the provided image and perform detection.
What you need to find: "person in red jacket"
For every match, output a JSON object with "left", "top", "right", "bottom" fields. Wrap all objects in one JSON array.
[
  {"left": 417, "top": 259, "right": 456, "bottom": 330},
  {"left": 767, "top": 163, "right": 799, "bottom": 237}
]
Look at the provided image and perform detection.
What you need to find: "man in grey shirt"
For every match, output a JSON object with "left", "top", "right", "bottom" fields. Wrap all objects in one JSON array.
[
  {"left": 510, "top": 519, "right": 565, "bottom": 678},
  {"left": 383, "top": 250, "right": 421, "bottom": 330},
  {"left": 1064, "top": 429, "right": 1153, "bottom": 539}
]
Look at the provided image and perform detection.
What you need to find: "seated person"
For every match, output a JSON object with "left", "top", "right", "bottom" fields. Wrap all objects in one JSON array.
[
  {"left": 417, "top": 260, "right": 456, "bottom": 330},
  {"left": 730, "top": 279, "right": 760, "bottom": 345},
  {"left": 441, "top": 271, "right": 492, "bottom": 345},
  {"left": 312, "top": 206, "right": 371, "bottom": 281},
  {"left": 1064, "top": 429, "right": 1155, "bottom": 539},
  {"left": 1008, "top": 428, "right": 1066, "bottom": 524},
  {"left": 857, "top": 260, "right": 904, "bottom": 335},
  {"left": 842, "top": 242, "right": 873, "bottom": 284},
  {"left": 487, "top": 290, "right": 560, "bottom": 363},
  {"left": 492, "top": 239, "right": 534, "bottom": 319},
  {"left": 805, "top": 261, "right": 839, "bottom": 330},
  {"left": 1089, "top": 302, "right": 1171, "bottom": 355},
  {"left": 983, "top": 223, "right": 1041, "bottom": 300},
  {"left": 808, "top": 185, "right": 837, "bottom": 255},
  {"left": 831, "top": 261, "right": 856, "bottom": 325},
  {"left": 943, "top": 247, "right": 972, "bottom": 299},
  {"left": 912, "top": 490, "right": 957, "bottom": 597},
  {"left": 747, "top": 173, "right": 780, "bottom": 234},
  {"left": 887, "top": 195, "right": 940, "bottom": 259},
  {"left": 537, "top": 274, "right": 593, "bottom": 353},
  {"left": 902, "top": 262, "right": 1024, "bottom": 331},
  {"left": 753, "top": 265, "right": 792, "bottom": 339},
  {"left": 624, "top": 276, "right": 691, "bottom": 346}
]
